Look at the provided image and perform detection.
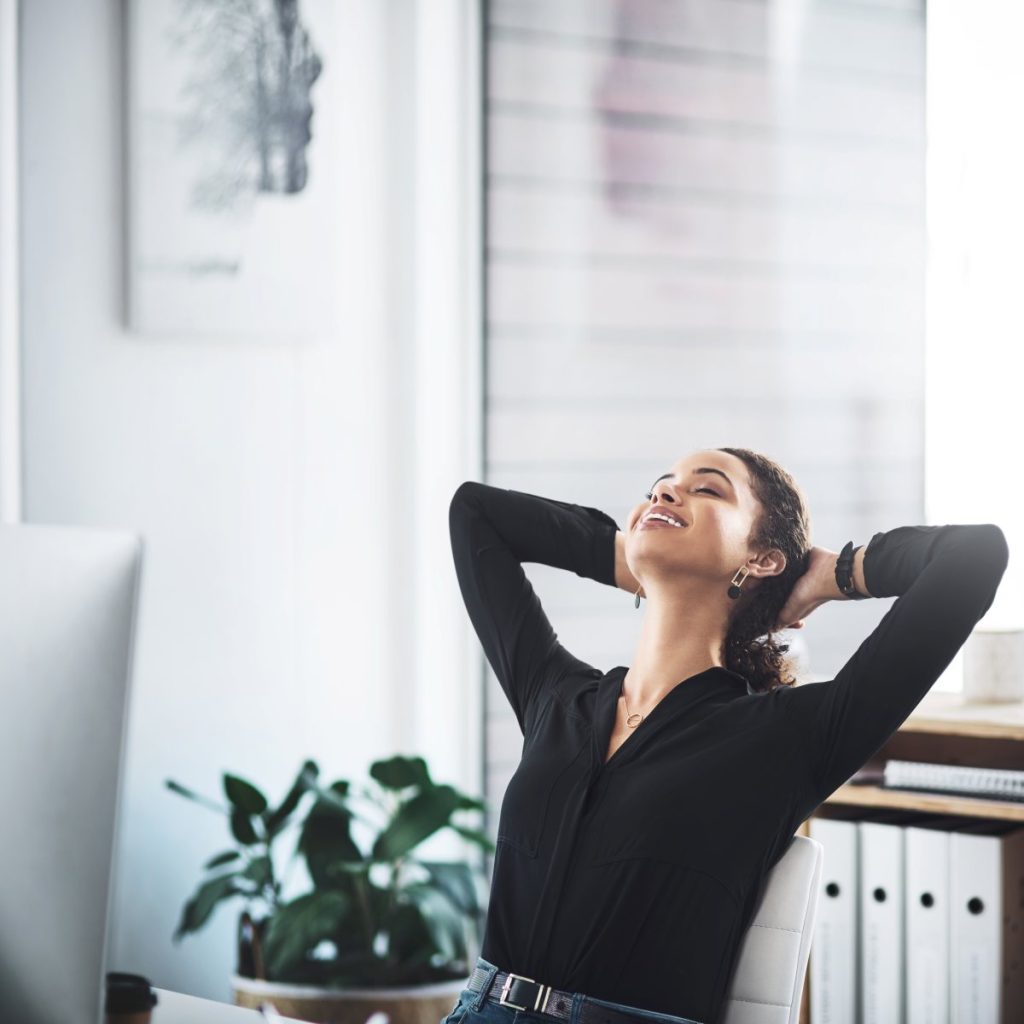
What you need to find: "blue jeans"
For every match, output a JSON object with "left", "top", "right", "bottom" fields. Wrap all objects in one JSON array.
[{"left": 441, "top": 957, "right": 702, "bottom": 1024}]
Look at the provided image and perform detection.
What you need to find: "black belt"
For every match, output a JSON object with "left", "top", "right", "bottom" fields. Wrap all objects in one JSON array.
[{"left": 466, "top": 963, "right": 698, "bottom": 1024}]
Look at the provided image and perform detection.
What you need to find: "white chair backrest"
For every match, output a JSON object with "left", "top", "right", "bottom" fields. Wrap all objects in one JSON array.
[{"left": 722, "top": 834, "right": 824, "bottom": 1024}]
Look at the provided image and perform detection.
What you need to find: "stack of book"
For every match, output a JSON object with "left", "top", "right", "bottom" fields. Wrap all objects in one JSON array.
[{"left": 808, "top": 809, "right": 1024, "bottom": 1024}]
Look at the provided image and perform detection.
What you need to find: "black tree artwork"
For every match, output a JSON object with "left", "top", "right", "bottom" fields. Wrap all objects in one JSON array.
[{"left": 169, "top": 0, "right": 325, "bottom": 210}]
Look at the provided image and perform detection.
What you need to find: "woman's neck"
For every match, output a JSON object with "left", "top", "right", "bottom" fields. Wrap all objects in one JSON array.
[{"left": 625, "top": 592, "right": 732, "bottom": 708}]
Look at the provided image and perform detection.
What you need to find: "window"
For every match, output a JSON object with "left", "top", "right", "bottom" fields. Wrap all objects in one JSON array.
[
  {"left": 925, "top": 0, "right": 1023, "bottom": 630},
  {"left": 483, "top": 0, "right": 928, "bottom": 817}
]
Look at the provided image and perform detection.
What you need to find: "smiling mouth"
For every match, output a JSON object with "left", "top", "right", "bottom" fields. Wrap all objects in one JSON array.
[{"left": 638, "top": 515, "right": 687, "bottom": 530}]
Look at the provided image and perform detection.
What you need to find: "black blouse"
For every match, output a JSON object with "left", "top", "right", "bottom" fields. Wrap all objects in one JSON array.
[{"left": 448, "top": 481, "right": 1009, "bottom": 1024}]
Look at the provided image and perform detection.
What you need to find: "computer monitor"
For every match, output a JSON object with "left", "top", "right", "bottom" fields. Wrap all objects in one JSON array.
[{"left": 0, "top": 523, "right": 143, "bottom": 1024}]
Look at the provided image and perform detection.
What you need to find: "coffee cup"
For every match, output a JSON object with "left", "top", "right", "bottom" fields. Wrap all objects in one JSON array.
[
  {"left": 963, "top": 627, "right": 1024, "bottom": 703},
  {"left": 105, "top": 972, "right": 158, "bottom": 1024}
]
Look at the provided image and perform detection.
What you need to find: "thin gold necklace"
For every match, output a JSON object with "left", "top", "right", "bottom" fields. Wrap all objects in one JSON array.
[{"left": 620, "top": 678, "right": 649, "bottom": 729}]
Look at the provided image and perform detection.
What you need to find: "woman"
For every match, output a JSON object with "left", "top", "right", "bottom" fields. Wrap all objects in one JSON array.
[{"left": 445, "top": 447, "right": 1008, "bottom": 1024}]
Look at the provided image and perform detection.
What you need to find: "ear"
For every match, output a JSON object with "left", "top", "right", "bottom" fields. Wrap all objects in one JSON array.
[{"left": 750, "top": 547, "right": 787, "bottom": 579}]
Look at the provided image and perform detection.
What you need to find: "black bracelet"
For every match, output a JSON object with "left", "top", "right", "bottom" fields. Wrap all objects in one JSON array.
[{"left": 835, "top": 540, "right": 869, "bottom": 599}]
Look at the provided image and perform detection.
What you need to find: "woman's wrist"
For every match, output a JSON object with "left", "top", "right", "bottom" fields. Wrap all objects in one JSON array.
[{"left": 824, "top": 545, "right": 872, "bottom": 600}]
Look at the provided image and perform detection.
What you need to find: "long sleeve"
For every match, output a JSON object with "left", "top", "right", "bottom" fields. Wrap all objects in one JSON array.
[
  {"left": 448, "top": 481, "right": 621, "bottom": 735},
  {"left": 785, "top": 522, "right": 1009, "bottom": 810}
]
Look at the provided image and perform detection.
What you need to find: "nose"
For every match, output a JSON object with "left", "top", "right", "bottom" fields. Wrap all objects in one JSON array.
[{"left": 638, "top": 490, "right": 684, "bottom": 527}]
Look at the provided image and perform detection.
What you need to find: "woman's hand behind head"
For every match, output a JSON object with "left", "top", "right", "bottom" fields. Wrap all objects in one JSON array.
[{"left": 774, "top": 545, "right": 839, "bottom": 631}]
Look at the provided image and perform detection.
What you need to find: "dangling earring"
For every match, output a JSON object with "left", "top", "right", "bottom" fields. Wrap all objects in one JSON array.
[
  {"left": 634, "top": 585, "right": 642, "bottom": 609},
  {"left": 727, "top": 566, "right": 750, "bottom": 600}
]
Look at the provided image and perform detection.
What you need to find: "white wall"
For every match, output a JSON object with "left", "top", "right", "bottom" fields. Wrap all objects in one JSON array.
[
  {"left": 0, "top": 0, "right": 19, "bottom": 523},
  {"left": 19, "top": 0, "right": 481, "bottom": 1003}
]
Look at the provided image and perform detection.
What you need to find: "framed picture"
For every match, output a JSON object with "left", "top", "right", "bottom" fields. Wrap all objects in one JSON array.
[{"left": 127, "top": 0, "right": 340, "bottom": 336}]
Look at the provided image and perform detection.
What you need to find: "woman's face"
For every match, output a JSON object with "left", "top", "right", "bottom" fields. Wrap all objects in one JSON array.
[{"left": 623, "top": 450, "right": 766, "bottom": 589}]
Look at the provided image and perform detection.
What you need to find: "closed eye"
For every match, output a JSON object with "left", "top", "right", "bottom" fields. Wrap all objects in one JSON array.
[{"left": 645, "top": 486, "right": 720, "bottom": 500}]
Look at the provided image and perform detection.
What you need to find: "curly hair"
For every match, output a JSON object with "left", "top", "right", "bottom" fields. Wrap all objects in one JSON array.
[{"left": 714, "top": 447, "right": 813, "bottom": 694}]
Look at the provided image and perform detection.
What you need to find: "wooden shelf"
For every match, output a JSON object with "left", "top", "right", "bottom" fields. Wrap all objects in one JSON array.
[
  {"left": 825, "top": 782, "right": 1024, "bottom": 821},
  {"left": 811, "top": 691, "right": 1024, "bottom": 822},
  {"left": 798, "top": 690, "right": 1024, "bottom": 1024},
  {"left": 900, "top": 691, "right": 1024, "bottom": 741}
]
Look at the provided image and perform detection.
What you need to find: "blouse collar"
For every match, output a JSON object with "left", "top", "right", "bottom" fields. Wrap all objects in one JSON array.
[{"left": 593, "top": 664, "right": 751, "bottom": 770}]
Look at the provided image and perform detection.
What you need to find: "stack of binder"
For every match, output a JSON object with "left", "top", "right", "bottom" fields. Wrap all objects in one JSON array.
[{"left": 808, "top": 809, "right": 1024, "bottom": 1023}]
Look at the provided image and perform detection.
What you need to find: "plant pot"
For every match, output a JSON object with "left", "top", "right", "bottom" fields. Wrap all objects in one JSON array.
[{"left": 230, "top": 975, "right": 466, "bottom": 1024}]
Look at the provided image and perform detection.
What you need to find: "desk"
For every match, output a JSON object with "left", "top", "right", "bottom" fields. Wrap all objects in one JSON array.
[{"left": 153, "top": 988, "right": 303, "bottom": 1022}]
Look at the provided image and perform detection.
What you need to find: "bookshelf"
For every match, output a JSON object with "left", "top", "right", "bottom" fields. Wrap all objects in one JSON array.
[{"left": 794, "top": 691, "right": 1024, "bottom": 1024}]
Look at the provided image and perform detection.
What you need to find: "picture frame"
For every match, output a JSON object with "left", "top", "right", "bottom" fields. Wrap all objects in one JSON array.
[{"left": 126, "top": 0, "right": 342, "bottom": 337}]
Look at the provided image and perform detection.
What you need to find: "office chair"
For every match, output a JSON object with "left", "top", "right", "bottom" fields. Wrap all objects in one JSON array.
[{"left": 722, "top": 834, "right": 824, "bottom": 1024}]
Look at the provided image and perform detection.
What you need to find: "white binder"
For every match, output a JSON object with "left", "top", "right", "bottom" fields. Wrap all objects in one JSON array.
[
  {"left": 809, "top": 815, "right": 860, "bottom": 1024},
  {"left": 860, "top": 810, "right": 921, "bottom": 1024},
  {"left": 949, "top": 822, "right": 1024, "bottom": 1024},
  {"left": 904, "top": 815, "right": 973, "bottom": 1024}
]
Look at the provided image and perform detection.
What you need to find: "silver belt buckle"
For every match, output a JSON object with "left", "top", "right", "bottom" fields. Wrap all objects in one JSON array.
[{"left": 499, "top": 973, "right": 553, "bottom": 1013}]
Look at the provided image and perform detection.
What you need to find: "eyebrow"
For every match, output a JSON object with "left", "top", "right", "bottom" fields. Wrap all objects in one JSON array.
[{"left": 653, "top": 468, "right": 736, "bottom": 492}]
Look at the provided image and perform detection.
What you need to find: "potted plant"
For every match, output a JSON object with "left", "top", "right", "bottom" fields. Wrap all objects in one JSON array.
[{"left": 166, "top": 755, "right": 494, "bottom": 1024}]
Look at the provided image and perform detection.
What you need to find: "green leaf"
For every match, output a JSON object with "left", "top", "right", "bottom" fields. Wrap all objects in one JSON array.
[
  {"left": 173, "top": 873, "right": 242, "bottom": 941},
  {"left": 242, "top": 854, "right": 273, "bottom": 889},
  {"left": 292, "top": 777, "right": 352, "bottom": 823},
  {"left": 316, "top": 860, "right": 370, "bottom": 874},
  {"left": 204, "top": 850, "right": 241, "bottom": 869},
  {"left": 415, "top": 861, "right": 479, "bottom": 915},
  {"left": 230, "top": 808, "right": 259, "bottom": 846},
  {"left": 372, "top": 785, "right": 461, "bottom": 861},
  {"left": 166, "top": 779, "right": 199, "bottom": 800},
  {"left": 398, "top": 883, "right": 464, "bottom": 961},
  {"left": 265, "top": 760, "right": 319, "bottom": 836},
  {"left": 369, "top": 756, "right": 432, "bottom": 791},
  {"left": 297, "top": 791, "right": 364, "bottom": 889},
  {"left": 447, "top": 823, "right": 496, "bottom": 853},
  {"left": 384, "top": 900, "right": 437, "bottom": 966},
  {"left": 262, "top": 891, "right": 350, "bottom": 978},
  {"left": 223, "top": 774, "right": 269, "bottom": 815},
  {"left": 453, "top": 793, "right": 487, "bottom": 812},
  {"left": 165, "top": 779, "right": 226, "bottom": 814},
  {"left": 324, "top": 950, "right": 400, "bottom": 987}
]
